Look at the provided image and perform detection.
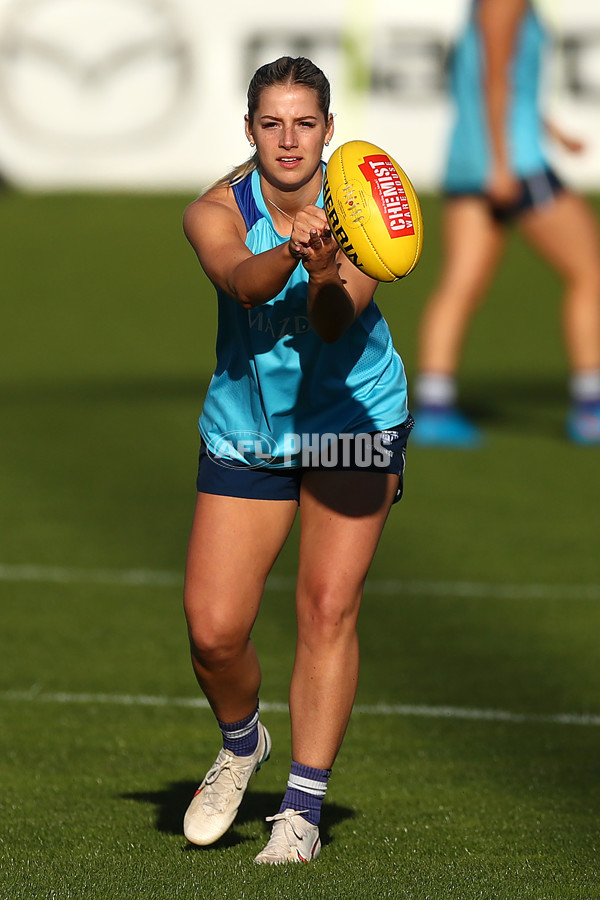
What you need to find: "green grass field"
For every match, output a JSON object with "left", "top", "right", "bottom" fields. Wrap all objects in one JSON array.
[{"left": 2, "top": 190, "right": 600, "bottom": 899}]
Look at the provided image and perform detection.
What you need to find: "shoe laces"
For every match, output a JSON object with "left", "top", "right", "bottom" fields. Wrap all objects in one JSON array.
[
  {"left": 201, "top": 750, "right": 253, "bottom": 813},
  {"left": 264, "top": 809, "right": 312, "bottom": 845}
]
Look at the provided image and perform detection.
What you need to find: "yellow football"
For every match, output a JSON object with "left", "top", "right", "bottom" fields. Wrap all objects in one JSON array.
[{"left": 324, "top": 140, "right": 423, "bottom": 282}]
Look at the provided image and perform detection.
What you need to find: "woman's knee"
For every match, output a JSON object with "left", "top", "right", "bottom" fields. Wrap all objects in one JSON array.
[
  {"left": 185, "top": 610, "right": 249, "bottom": 670},
  {"left": 567, "top": 261, "right": 600, "bottom": 295},
  {"left": 296, "top": 585, "right": 361, "bottom": 643}
]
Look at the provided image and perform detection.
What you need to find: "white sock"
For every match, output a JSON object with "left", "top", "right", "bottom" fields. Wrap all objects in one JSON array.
[
  {"left": 414, "top": 372, "right": 457, "bottom": 409},
  {"left": 570, "top": 370, "right": 600, "bottom": 405}
]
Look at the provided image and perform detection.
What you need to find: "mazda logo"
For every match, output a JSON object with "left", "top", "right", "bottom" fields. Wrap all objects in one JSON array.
[{"left": 0, "top": 0, "right": 193, "bottom": 148}]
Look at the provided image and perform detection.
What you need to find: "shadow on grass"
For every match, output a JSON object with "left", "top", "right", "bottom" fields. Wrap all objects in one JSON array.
[
  {"left": 122, "top": 782, "right": 354, "bottom": 851},
  {"left": 458, "top": 373, "right": 567, "bottom": 438}
]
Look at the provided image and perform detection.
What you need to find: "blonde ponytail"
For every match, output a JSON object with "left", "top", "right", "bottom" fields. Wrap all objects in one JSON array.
[{"left": 204, "top": 152, "right": 259, "bottom": 193}]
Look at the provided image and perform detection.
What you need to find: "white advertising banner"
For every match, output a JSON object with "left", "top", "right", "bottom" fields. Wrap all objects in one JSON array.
[{"left": 0, "top": 0, "right": 599, "bottom": 191}]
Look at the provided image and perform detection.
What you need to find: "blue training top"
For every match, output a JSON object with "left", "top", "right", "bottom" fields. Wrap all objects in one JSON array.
[
  {"left": 198, "top": 168, "right": 408, "bottom": 468},
  {"left": 444, "top": 0, "right": 549, "bottom": 193}
]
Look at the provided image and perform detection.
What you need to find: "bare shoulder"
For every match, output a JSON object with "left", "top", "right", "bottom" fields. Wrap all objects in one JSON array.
[
  {"left": 183, "top": 182, "right": 244, "bottom": 242},
  {"left": 182, "top": 180, "right": 254, "bottom": 291}
]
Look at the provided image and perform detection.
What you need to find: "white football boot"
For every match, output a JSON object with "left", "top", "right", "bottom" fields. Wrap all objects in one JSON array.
[
  {"left": 254, "top": 808, "right": 321, "bottom": 864},
  {"left": 183, "top": 722, "right": 271, "bottom": 846}
]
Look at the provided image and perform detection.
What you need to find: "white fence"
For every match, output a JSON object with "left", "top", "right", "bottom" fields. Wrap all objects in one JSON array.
[{"left": 0, "top": 0, "right": 599, "bottom": 191}]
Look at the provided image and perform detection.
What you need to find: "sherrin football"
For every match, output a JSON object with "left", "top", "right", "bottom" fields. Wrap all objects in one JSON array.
[{"left": 324, "top": 140, "right": 423, "bottom": 282}]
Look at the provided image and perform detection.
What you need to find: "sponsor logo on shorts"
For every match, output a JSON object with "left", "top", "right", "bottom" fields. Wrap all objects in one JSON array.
[{"left": 208, "top": 431, "right": 393, "bottom": 469}]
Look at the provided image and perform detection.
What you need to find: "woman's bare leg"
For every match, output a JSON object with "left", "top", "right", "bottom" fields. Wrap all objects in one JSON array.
[
  {"left": 290, "top": 470, "right": 400, "bottom": 769},
  {"left": 183, "top": 492, "right": 297, "bottom": 722},
  {"left": 418, "top": 197, "right": 506, "bottom": 375},
  {"left": 518, "top": 190, "right": 600, "bottom": 372}
]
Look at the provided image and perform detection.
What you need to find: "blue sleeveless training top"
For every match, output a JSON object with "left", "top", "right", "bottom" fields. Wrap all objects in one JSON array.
[
  {"left": 198, "top": 168, "right": 408, "bottom": 468},
  {"left": 444, "top": 0, "right": 549, "bottom": 192}
]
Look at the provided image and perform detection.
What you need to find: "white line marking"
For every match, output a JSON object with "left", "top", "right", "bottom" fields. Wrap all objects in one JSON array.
[
  {"left": 1, "top": 689, "right": 599, "bottom": 727},
  {"left": 1, "top": 563, "right": 599, "bottom": 601},
  {"left": 0, "top": 564, "right": 181, "bottom": 587}
]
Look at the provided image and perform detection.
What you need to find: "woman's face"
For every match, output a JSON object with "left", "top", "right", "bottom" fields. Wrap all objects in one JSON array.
[{"left": 245, "top": 83, "right": 334, "bottom": 192}]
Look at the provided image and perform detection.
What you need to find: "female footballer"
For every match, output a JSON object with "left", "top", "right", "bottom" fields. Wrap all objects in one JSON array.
[{"left": 180, "top": 56, "right": 413, "bottom": 864}]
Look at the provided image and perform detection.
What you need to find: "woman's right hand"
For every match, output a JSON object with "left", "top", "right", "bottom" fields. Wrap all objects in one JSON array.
[{"left": 486, "top": 163, "right": 521, "bottom": 209}]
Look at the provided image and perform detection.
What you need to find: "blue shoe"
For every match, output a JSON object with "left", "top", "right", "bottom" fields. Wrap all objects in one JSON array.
[
  {"left": 411, "top": 407, "right": 482, "bottom": 448},
  {"left": 567, "top": 403, "right": 600, "bottom": 445}
]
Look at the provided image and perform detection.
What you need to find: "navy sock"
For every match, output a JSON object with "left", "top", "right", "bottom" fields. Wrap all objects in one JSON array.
[
  {"left": 278, "top": 761, "right": 331, "bottom": 826},
  {"left": 218, "top": 705, "right": 259, "bottom": 756}
]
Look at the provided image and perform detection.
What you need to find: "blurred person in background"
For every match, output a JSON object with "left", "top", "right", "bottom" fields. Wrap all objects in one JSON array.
[{"left": 412, "top": 0, "right": 600, "bottom": 446}]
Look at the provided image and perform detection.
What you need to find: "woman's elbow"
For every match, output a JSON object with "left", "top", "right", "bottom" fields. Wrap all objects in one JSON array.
[{"left": 227, "top": 281, "right": 264, "bottom": 309}]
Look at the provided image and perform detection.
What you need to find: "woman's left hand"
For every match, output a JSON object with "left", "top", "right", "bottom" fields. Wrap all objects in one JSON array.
[
  {"left": 544, "top": 119, "right": 586, "bottom": 155},
  {"left": 296, "top": 203, "right": 377, "bottom": 343}
]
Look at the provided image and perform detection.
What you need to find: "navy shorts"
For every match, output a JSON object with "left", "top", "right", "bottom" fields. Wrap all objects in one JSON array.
[
  {"left": 196, "top": 415, "right": 414, "bottom": 504},
  {"left": 447, "top": 166, "right": 565, "bottom": 224}
]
